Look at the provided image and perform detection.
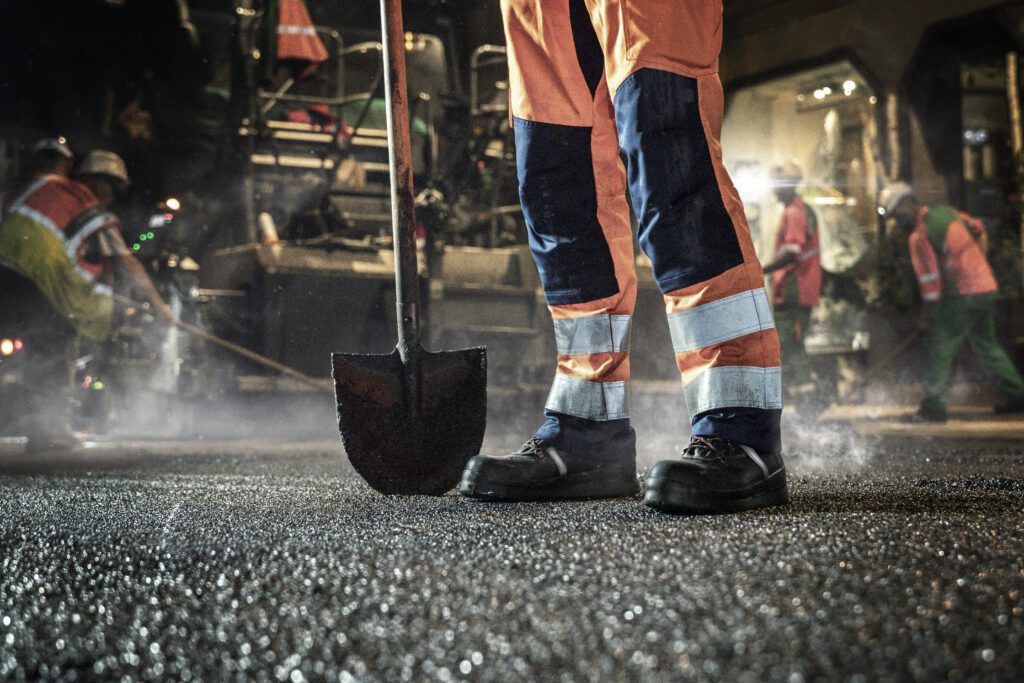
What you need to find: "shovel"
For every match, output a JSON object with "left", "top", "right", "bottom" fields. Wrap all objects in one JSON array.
[{"left": 331, "top": 0, "right": 487, "bottom": 495}]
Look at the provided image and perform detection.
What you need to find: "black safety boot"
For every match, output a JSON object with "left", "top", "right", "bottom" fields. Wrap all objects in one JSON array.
[
  {"left": 459, "top": 437, "right": 639, "bottom": 501},
  {"left": 644, "top": 436, "right": 789, "bottom": 514}
]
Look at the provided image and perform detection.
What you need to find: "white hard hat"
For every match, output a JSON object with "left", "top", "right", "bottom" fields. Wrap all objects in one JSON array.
[
  {"left": 878, "top": 182, "right": 914, "bottom": 216},
  {"left": 32, "top": 137, "right": 73, "bottom": 160},
  {"left": 770, "top": 160, "right": 803, "bottom": 186},
  {"left": 79, "top": 150, "right": 130, "bottom": 189}
]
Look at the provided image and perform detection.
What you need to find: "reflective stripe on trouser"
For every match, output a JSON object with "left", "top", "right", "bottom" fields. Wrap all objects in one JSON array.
[{"left": 504, "top": 0, "right": 781, "bottom": 453}]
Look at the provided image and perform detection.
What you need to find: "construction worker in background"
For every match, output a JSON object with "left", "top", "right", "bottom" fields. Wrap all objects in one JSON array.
[
  {"left": 761, "top": 162, "right": 821, "bottom": 406},
  {"left": 0, "top": 137, "right": 75, "bottom": 217},
  {"left": 0, "top": 149, "right": 173, "bottom": 449},
  {"left": 28, "top": 137, "right": 75, "bottom": 179},
  {"left": 881, "top": 182, "right": 1024, "bottom": 423},
  {"left": 459, "top": 0, "right": 788, "bottom": 514}
]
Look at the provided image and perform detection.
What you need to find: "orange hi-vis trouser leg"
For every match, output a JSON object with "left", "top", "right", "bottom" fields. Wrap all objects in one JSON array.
[{"left": 504, "top": 0, "right": 782, "bottom": 454}]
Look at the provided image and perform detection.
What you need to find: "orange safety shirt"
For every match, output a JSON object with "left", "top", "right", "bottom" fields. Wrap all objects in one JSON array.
[
  {"left": 770, "top": 196, "right": 820, "bottom": 307},
  {"left": 0, "top": 175, "right": 120, "bottom": 339},
  {"left": 908, "top": 205, "right": 997, "bottom": 302}
]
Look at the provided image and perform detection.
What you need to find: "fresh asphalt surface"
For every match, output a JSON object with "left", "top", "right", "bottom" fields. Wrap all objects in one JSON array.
[{"left": 1, "top": 433, "right": 1023, "bottom": 681}]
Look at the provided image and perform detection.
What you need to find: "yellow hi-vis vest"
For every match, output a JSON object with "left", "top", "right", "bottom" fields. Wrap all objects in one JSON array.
[{"left": 0, "top": 175, "right": 117, "bottom": 340}]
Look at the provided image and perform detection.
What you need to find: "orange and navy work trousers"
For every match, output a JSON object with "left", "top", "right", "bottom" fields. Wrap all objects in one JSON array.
[{"left": 504, "top": 0, "right": 782, "bottom": 453}]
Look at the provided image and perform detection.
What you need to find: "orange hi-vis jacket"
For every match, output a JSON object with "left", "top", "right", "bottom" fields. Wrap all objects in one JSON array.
[
  {"left": 908, "top": 205, "right": 997, "bottom": 303},
  {"left": 0, "top": 175, "right": 119, "bottom": 339},
  {"left": 770, "top": 196, "right": 820, "bottom": 308}
]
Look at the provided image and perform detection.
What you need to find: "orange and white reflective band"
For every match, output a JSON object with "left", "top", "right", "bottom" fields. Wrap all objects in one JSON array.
[
  {"left": 546, "top": 313, "right": 632, "bottom": 420},
  {"left": 552, "top": 314, "right": 631, "bottom": 355},
  {"left": 11, "top": 203, "right": 116, "bottom": 293},
  {"left": 276, "top": 0, "right": 327, "bottom": 66},
  {"left": 918, "top": 271, "right": 942, "bottom": 302},
  {"left": 683, "top": 366, "right": 782, "bottom": 416},
  {"left": 6, "top": 176, "right": 52, "bottom": 214},
  {"left": 278, "top": 24, "right": 318, "bottom": 37},
  {"left": 775, "top": 243, "right": 801, "bottom": 258},
  {"left": 65, "top": 210, "right": 118, "bottom": 257},
  {"left": 666, "top": 284, "right": 781, "bottom": 415},
  {"left": 775, "top": 243, "right": 818, "bottom": 262},
  {"left": 545, "top": 374, "right": 629, "bottom": 421},
  {"left": 667, "top": 288, "right": 773, "bottom": 352}
]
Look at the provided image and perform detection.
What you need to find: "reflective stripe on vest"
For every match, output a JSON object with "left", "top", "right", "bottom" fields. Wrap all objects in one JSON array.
[
  {"left": 7, "top": 176, "right": 52, "bottom": 213},
  {"left": 545, "top": 375, "right": 628, "bottom": 421},
  {"left": 13, "top": 204, "right": 63, "bottom": 241},
  {"left": 798, "top": 246, "right": 819, "bottom": 262},
  {"left": 65, "top": 207, "right": 116, "bottom": 254},
  {"left": 553, "top": 314, "right": 631, "bottom": 356},
  {"left": 12, "top": 203, "right": 116, "bottom": 289},
  {"left": 775, "top": 243, "right": 801, "bottom": 258},
  {"left": 667, "top": 288, "right": 774, "bottom": 353}
]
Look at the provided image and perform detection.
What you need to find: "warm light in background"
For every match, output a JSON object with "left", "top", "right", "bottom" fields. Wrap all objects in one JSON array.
[{"left": 732, "top": 165, "right": 771, "bottom": 204}]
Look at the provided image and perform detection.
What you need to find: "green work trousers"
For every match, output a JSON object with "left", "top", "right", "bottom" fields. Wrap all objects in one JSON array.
[
  {"left": 775, "top": 304, "right": 813, "bottom": 388},
  {"left": 922, "top": 293, "right": 1024, "bottom": 413}
]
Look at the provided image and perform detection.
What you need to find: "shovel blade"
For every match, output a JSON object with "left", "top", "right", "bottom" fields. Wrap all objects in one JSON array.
[{"left": 332, "top": 346, "right": 487, "bottom": 495}]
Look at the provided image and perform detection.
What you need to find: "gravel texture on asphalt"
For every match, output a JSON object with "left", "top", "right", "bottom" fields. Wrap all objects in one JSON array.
[{"left": 1, "top": 440, "right": 1023, "bottom": 681}]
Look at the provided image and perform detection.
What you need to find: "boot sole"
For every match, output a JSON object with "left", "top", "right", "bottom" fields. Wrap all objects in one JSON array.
[
  {"left": 459, "top": 469, "right": 640, "bottom": 502},
  {"left": 644, "top": 469, "right": 790, "bottom": 514}
]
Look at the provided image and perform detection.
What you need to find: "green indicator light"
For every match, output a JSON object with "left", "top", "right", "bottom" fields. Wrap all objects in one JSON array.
[
  {"left": 132, "top": 243, "right": 141, "bottom": 251},
  {"left": 139, "top": 234, "right": 147, "bottom": 241},
  {"left": 147, "top": 232, "right": 155, "bottom": 239}
]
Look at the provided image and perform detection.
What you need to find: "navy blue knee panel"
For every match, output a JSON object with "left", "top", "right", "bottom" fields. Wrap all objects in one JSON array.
[
  {"left": 514, "top": 117, "right": 620, "bottom": 305},
  {"left": 613, "top": 68, "right": 744, "bottom": 293}
]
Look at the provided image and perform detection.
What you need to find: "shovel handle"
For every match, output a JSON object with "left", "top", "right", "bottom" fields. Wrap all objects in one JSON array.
[
  {"left": 172, "top": 318, "right": 333, "bottom": 392},
  {"left": 381, "top": 0, "right": 421, "bottom": 357}
]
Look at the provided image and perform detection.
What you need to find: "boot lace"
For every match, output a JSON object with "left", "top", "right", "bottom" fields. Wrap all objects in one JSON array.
[
  {"left": 516, "top": 438, "right": 549, "bottom": 459},
  {"left": 681, "top": 436, "right": 730, "bottom": 462}
]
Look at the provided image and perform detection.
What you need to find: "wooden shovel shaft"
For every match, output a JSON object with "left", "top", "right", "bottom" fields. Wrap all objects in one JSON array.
[
  {"left": 380, "top": 0, "right": 422, "bottom": 408},
  {"left": 112, "top": 293, "right": 332, "bottom": 392},
  {"left": 172, "top": 317, "right": 333, "bottom": 392}
]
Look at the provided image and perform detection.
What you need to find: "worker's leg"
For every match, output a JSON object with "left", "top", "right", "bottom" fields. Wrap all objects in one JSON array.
[
  {"left": 1, "top": 268, "right": 76, "bottom": 448},
  {"left": 965, "top": 295, "right": 1024, "bottom": 405},
  {"left": 775, "top": 304, "right": 813, "bottom": 388},
  {"left": 460, "top": 0, "right": 638, "bottom": 500},
  {"left": 920, "top": 296, "right": 972, "bottom": 417},
  {"left": 588, "top": 0, "right": 782, "bottom": 455},
  {"left": 586, "top": 0, "right": 786, "bottom": 512}
]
